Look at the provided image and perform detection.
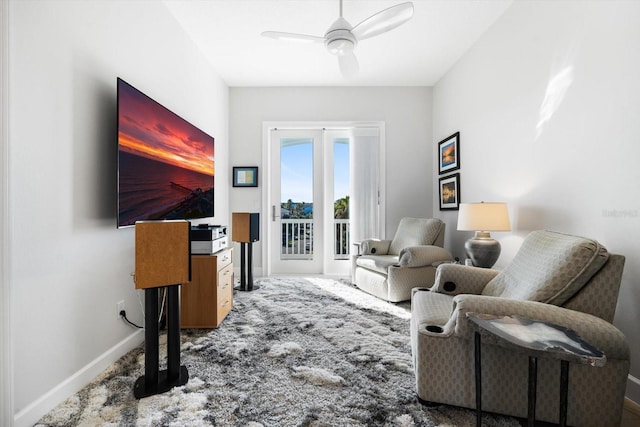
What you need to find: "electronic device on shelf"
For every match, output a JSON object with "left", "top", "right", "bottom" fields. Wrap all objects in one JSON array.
[{"left": 190, "top": 225, "right": 228, "bottom": 254}]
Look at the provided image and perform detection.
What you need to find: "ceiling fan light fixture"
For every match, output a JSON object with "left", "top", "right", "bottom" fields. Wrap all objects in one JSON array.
[{"left": 326, "top": 38, "right": 355, "bottom": 56}]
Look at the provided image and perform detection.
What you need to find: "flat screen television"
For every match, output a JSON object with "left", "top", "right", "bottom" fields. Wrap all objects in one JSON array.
[{"left": 117, "top": 78, "right": 214, "bottom": 228}]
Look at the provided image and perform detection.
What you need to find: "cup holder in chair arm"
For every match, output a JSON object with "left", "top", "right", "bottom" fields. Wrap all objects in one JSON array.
[
  {"left": 419, "top": 323, "right": 456, "bottom": 337},
  {"left": 443, "top": 281, "right": 456, "bottom": 292},
  {"left": 411, "top": 287, "right": 431, "bottom": 298},
  {"left": 424, "top": 325, "right": 444, "bottom": 334}
]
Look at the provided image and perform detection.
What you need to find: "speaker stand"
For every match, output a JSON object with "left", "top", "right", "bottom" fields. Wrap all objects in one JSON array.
[
  {"left": 134, "top": 285, "right": 188, "bottom": 399},
  {"left": 237, "top": 241, "right": 258, "bottom": 291}
]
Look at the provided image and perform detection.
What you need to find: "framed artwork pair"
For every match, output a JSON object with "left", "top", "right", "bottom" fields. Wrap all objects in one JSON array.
[{"left": 437, "top": 132, "right": 460, "bottom": 210}]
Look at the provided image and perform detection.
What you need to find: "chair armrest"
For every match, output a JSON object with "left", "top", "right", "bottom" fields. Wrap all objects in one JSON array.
[
  {"left": 398, "top": 246, "right": 452, "bottom": 267},
  {"left": 352, "top": 241, "right": 362, "bottom": 255},
  {"left": 431, "top": 264, "right": 500, "bottom": 295},
  {"left": 360, "top": 239, "right": 392, "bottom": 255},
  {"left": 448, "top": 295, "right": 629, "bottom": 360}
]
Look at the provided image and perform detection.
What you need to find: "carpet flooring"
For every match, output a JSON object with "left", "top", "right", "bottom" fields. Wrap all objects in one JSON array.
[{"left": 36, "top": 276, "right": 520, "bottom": 427}]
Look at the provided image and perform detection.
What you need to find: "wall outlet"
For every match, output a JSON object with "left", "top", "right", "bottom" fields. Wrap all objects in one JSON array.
[{"left": 116, "top": 300, "right": 125, "bottom": 319}]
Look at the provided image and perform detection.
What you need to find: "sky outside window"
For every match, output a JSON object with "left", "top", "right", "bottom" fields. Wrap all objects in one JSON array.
[
  {"left": 281, "top": 138, "right": 349, "bottom": 203},
  {"left": 333, "top": 139, "right": 349, "bottom": 200}
]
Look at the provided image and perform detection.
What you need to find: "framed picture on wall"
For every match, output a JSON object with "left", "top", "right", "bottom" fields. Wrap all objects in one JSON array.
[
  {"left": 439, "top": 173, "right": 460, "bottom": 210},
  {"left": 437, "top": 132, "right": 460, "bottom": 174},
  {"left": 233, "top": 166, "right": 258, "bottom": 187}
]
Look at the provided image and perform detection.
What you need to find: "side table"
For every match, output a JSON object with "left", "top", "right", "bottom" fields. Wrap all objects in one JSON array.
[{"left": 466, "top": 313, "right": 606, "bottom": 427}]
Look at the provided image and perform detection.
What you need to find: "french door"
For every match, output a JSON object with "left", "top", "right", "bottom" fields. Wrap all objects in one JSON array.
[
  {"left": 269, "top": 129, "right": 324, "bottom": 274},
  {"left": 267, "top": 127, "right": 375, "bottom": 275}
]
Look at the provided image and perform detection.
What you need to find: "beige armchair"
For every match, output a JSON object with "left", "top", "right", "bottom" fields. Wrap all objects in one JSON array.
[
  {"left": 411, "top": 230, "right": 629, "bottom": 427},
  {"left": 351, "top": 217, "right": 452, "bottom": 302}
]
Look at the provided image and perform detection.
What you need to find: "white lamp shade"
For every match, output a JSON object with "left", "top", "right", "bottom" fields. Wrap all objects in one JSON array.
[{"left": 457, "top": 202, "right": 511, "bottom": 232}]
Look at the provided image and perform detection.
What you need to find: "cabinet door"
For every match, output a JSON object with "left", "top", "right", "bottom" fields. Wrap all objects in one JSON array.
[{"left": 180, "top": 255, "right": 216, "bottom": 328}]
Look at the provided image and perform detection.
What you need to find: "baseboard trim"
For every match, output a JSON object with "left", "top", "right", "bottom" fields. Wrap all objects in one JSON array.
[
  {"left": 13, "top": 330, "right": 144, "bottom": 427},
  {"left": 627, "top": 374, "right": 640, "bottom": 409},
  {"left": 626, "top": 397, "right": 640, "bottom": 416}
]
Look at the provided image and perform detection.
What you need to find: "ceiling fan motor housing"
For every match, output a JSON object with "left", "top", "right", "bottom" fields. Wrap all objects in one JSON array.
[{"left": 324, "top": 17, "right": 357, "bottom": 56}]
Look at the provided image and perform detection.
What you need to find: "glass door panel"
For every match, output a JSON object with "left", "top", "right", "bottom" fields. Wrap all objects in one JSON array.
[
  {"left": 333, "top": 137, "right": 350, "bottom": 260},
  {"left": 321, "top": 131, "right": 351, "bottom": 275},
  {"left": 270, "top": 130, "right": 323, "bottom": 274},
  {"left": 280, "top": 138, "right": 314, "bottom": 260}
]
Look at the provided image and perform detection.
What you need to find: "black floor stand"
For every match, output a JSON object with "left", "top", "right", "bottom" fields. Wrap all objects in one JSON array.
[
  {"left": 237, "top": 241, "right": 258, "bottom": 291},
  {"left": 134, "top": 285, "right": 188, "bottom": 399}
]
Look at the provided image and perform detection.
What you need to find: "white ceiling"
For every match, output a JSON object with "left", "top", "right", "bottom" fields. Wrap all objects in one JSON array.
[{"left": 164, "top": 0, "right": 513, "bottom": 87}]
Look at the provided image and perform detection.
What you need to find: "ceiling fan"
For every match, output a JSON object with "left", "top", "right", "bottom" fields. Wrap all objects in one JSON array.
[{"left": 262, "top": 0, "right": 414, "bottom": 78}]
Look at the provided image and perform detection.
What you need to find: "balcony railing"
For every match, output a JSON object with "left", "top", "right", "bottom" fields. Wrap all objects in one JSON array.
[
  {"left": 281, "top": 219, "right": 313, "bottom": 259},
  {"left": 281, "top": 219, "right": 350, "bottom": 260},
  {"left": 334, "top": 219, "right": 350, "bottom": 259}
]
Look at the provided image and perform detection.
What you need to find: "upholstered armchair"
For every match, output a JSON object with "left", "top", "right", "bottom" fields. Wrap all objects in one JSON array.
[
  {"left": 410, "top": 230, "right": 629, "bottom": 427},
  {"left": 351, "top": 217, "right": 452, "bottom": 302}
]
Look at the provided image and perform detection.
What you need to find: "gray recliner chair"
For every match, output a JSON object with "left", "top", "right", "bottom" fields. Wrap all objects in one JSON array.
[
  {"left": 351, "top": 217, "right": 452, "bottom": 302},
  {"left": 411, "top": 230, "right": 629, "bottom": 427}
]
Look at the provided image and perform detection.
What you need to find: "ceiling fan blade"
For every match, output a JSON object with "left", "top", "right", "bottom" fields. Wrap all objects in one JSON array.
[
  {"left": 351, "top": 2, "right": 414, "bottom": 41},
  {"left": 261, "top": 31, "right": 324, "bottom": 44},
  {"left": 338, "top": 52, "right": 359, "bottom": 78}
]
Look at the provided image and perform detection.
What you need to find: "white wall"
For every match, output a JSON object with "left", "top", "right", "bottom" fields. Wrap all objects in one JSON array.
[
  {"left": 8, "top": 1, "right": 229, "bottom": 424},
  {"left": 433, "top": 1, "right": 640, "bottom": 402},
  {"left": 229, "top": 87, "right": 433, "bottom": 272}
]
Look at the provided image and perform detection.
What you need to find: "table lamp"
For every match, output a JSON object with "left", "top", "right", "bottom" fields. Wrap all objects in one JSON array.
[{"left": 457, "top": 202, "right": 511, "bottom": 268}]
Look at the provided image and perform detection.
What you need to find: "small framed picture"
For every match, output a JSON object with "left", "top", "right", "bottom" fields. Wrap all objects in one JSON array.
[
  {"left": 233, "top": 166, "right": 258, "bottom": 187},
  {"left": 439, "top": 173, "right": 460, "bottom": 211},
  {"left": 437, "top": 132, "right": 460, "bottom": 174}
]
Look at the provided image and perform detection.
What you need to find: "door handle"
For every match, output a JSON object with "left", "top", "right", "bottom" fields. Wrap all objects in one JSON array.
[{"left": 272, "top": 205, "right": 280, "bottom": 222}]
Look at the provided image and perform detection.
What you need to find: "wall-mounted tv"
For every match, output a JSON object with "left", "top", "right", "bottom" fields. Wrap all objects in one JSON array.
[{"left": 117, "top": 78, "right": 214, "bottom": 228}]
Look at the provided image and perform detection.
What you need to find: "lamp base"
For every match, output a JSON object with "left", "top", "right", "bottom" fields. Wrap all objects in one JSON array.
[{"left": 464, "top": 231, "right": 501, "bottom": 268}]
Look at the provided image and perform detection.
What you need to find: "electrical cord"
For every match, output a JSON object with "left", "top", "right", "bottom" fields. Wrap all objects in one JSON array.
[
  {"left": 133, "top": 283, "right": 167, "bottom": 329},
  {"left": 131, "top": 279, "right": 170, "bottom": 330},
  {"left": 119, "top": 310, "right": 143, "bottom": 329},
  {"left": 159, "top": 287, "right": 167, "bottom": 324}
]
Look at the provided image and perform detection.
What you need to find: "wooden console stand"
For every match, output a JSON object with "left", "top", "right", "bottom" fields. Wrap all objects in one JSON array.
[{"left": 180, "top": 248, "right": 233, "bottom": 328}]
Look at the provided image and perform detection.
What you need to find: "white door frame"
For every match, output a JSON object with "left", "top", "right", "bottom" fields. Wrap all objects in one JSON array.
[
  {"left": 262, "top": 121, "right": 386, "bottom": 277},
  {"left": 1, "top": 1, "right": 14, "bottom": 425}
]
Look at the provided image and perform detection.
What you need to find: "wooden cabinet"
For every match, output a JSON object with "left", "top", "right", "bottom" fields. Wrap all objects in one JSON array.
[{"left": 180, "top": 248, "right": 233, "bottom": 328}]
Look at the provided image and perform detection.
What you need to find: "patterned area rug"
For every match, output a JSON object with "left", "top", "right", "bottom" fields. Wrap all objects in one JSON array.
[{"left": 37, "top": 277, "right": 519, "bottom": 426}]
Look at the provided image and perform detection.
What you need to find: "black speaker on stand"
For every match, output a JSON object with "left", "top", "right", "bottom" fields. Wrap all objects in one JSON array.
[{"left": 232, "top": 212, "right": 259, "bottom": 291}]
